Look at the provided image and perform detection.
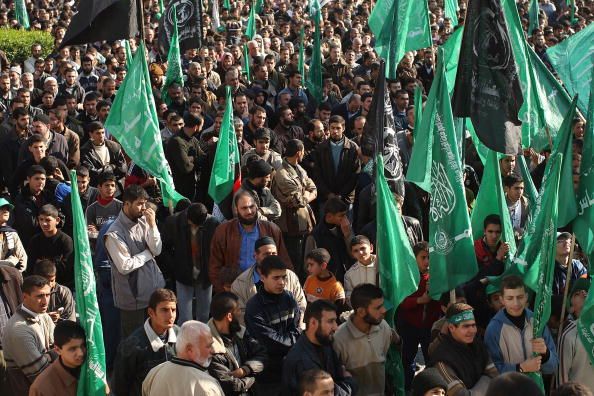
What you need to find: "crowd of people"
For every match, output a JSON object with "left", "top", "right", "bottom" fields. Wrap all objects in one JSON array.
[{"left": 0, "top": 0, "right": 593, "bottom": 395}]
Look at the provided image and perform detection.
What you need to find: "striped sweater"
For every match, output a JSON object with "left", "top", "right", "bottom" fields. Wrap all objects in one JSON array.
[
  {"left": 2, "top": 306, "right": 55, "bottom": 382},
  {"left": 557, "top": 320, "right": 594, "bottom": 391}
]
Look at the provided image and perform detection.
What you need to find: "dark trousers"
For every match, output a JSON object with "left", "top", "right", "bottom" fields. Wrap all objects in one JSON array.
[
  {"left": 400, "top": 323, "right": 431, "bottom": 390},
  {"left": 284, "top": 234, "right": 306, "bottom": 283},
  {"left": 97, "top": 268, "right": 121, "bottom": 371}
]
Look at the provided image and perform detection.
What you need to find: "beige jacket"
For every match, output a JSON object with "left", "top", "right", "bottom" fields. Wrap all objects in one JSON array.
[
  {"left": 230, "top": 263, "right": 306, "bottom": 327},
  {"left": 343, "top": 259, "right": 378, "bottom": 302},
  {"left": 271, "top": 159, "right": 317, "bottom": 236},
  {"left": 332, "top": 316, "right": 392, "bottom": 396}
]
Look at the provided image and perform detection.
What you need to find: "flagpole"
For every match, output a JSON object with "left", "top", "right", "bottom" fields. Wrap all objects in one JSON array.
[
  {"left": 557, "top": 233, "right": 577, "bottom": 341},
  {"left": 137, "top": 0, "right": 145, "bottom": 41}
]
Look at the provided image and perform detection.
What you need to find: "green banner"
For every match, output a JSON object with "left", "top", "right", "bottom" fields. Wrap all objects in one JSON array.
[
  {"left": 161, "top": 6, "right": 184, "bottom": 106},
  {"left": 547, "top": 22, "right": 594, "bottom": 114},
  {"left": 407, "top": 47, "right": 478, "bottom": 299},
  {"left": 104, "top": 43, "right": 185, "bottom": 207},
  {"left": 71, "top": 171, "right": 107, "bottom": 396}
]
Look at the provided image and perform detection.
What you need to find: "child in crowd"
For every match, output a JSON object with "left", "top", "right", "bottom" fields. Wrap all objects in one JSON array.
[
  {"left": 303, "top": 248, "right": 346, "bottom": 313},
  {"left": 27, "top": 204, "right": 74, "bottom": 289},
  {"left": 85, "top": 172, "right": 122, "bottom": 238},
  {"left": 343, "top": 235, "right": 377, "bottom": 303},
  {"left": 0, "top": 197, "right": 28, "bottom": 271}
]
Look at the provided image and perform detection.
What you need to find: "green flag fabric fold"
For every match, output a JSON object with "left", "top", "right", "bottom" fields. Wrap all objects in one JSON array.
[
  {"left": 369, "top": 0, "right": 432, "bottom": 79},
  {"left": 444, "top": 0, "right": 459, "bottom": 27},
  {"left": 305, "top": 0, "right": 323, "bottom": 102},
  {"left": 161, "top": 6, "right": 184, "bottom": 106},
  {"left": 546, "top": 22, "right": 594, "bottom": 114},
  {"left": 574, "top": 72, "right": 594, "bottom": 255},
  {"left": 71, "top": 171, "right": 107, "bottom": 396},
  {"left": 407, "top": 47, "right": 478, "bottom": 299},
  {"left": 442, "top": 26, "right": 464, "bottom": 95},
  {"left": 208, "top": 86, "right": 240, "bottom": 204},
  {"left": 245, "top": 2, "right": 256, "bottom": 40},
  {"left": 528, "top": 0, "right": 540, "bottom": 35},
  {"left": 15, "top": 0, "right": 30, "bottom": 29},
  {"left": 470, "top": 150, "right": 517, "bottom": 264},
  {"left": 243, "top": 44, "right": 251, "bottom": 83},
  {"left": 104, "top": 43, "right": 185, "bottom": 208},
  {"left": 578, "top": 271, "right": 594, "bottom": 367}
]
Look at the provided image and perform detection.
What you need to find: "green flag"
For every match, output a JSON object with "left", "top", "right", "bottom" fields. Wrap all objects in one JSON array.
[
  {"left": 502, "top": 0, "right": 572, "bottom": 150},
  {"left": 245, "top": 2, "right": 256, "bottom": 39},
  {"left": 124, "top": 40, "right": 132, "bottom": 69},
  {"left": 546, "top": 22, "right": 594, "bottom": 114},
  {"left": 298, "top": 26, "right": 305, "bottom": 79},
  {"left": 578, "top": 272, "right": 594, "bottom": 367},
  {"left": 467, "top": 119, "right": 488, "bottom": 165},
  {"left": 548, "top": 96, "right": 579, "bottom": 227},
  {"left": 223, "top": 0, "right": 230, "bottom": 10},
  {"left": 15, "top": 0, "right": 30, "bottom": 29},
  {"left": 242, "top": 43, "right": 251, "bottom": 83},
  {"left": 376, "top": 155, "right": 419, "bottom": 396},
  {"left": 492, "top": 154, "right": 564, "bottom": 293},
  {"left": 255, "top": 0, "right": 264, "bottom": 13},
  {"left": 406, "top": 47, "right": 478, "bottom": 299},
  {"left": 104, "top": 43, "right": 185, "bottom": 207},
  {"left": 369, "top": 0, "right": 432, "bottom": 79},
  {"left": 528, "top": 0, "right": 540, "bottom": 35},
  {"left": 70, "top": 171, "right": 107, "bottom": 396},
  {"left": 526, "top": 153, "right": 563, "bottom": 392},
  {"left": 442, "top": 26, "right": 464, "bottom": 95},
  {"left": 470, "top": 150, "right": 517, "bottom": 264},
  {"left": 156, "top": 0, "right": 164, "bottom": 19},
  {"left": 574, "top": 73, "right": 594, "bottom": 255},
  {"left": 517, "top": 154, "right": 539, "bottom": 209},
  {"left": 161, "top": 6, "right": 184, "bottom": 106},
  {"left": 305, "top": 0, "right": 323, "bottom": 102},
  {"left": 444, "top": 0, "right": 458, "bottom": 27},
  {"left": 208, "top": 86, "right": 240, "bottom": 203}
]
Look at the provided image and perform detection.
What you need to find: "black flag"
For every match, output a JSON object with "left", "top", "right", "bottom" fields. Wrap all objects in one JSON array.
[
  {"left": 452, "top": 0, "right": 523, "bottom": 154},
  {"left": 158, "top": 0, "right": 203, "bottom": 54},
  {"left": 362, "top": 59, "right": 405, "bottom": 197},
  {"left": 61, "top": 0, "right": 140, "bottom": 47}
]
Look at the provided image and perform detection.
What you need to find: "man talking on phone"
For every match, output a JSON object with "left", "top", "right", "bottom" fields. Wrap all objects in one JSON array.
[{"left": 105, "top": 185, "right": 165, "bottom": 338}]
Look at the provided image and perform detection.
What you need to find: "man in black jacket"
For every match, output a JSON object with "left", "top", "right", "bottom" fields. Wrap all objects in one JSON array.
[
  {"left": 112, "top": 289, "right": 179, "bottom": 396},
  {"left": 283, "top": 300, "right": 357, "bottom": 396},
  {"left": 245, "top": 255, "right": 301, "bottom": 395},
  {"left": 207, "top": 292, "right": 267, "bottom": 396},
  {"left": 163, "top": 202, "right": 220, "bottom": 323},
  {"left": 79, "top": 121, "right": 127, "bottom": 188}
]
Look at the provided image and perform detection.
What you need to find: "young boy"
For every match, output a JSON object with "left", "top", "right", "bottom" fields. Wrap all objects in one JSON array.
[
  {"left": 34, "top": 259, "right": 76, "bottom": 322},
  {"left": 0, "top": 197, "right": 28, "bottom": 271},
  {"left": 85, "top": 172, "right": 123, "bottom": 238},
  {"left": 343, "top": 235, "right": 377, "bottom": 303},
  {"left": 303, "top": 248, "right": 346, "bottom": 311},
  {"left": 503, "top": 175, "right": 529, "bottom": 240},
  {"left": 27, "top": 204, "right": 74, "bottom": 290},
  {"left": 29, "top": 320, "right": 86, "bottom": 396},
  {"left": 399, "top": 241, "right": 442, "bottom": 390}
]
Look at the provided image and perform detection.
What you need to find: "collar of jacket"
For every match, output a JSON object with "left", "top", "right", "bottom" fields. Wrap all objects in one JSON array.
[
  {"left": 144, "top": 318, "right": 177, "bottom": 352},
  {"left": 345, "top": 314, "right": 382, "bottom": 339},
  {"left": 171, "top": 356, "right": 208, "bottom": 371}
]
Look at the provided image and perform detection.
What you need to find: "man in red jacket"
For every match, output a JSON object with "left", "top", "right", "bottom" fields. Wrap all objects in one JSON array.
[{"left": 398, "top": 241, "right": 442, "bottom": 390}]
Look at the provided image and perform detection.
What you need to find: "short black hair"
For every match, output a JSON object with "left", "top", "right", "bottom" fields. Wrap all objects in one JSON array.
[
  {"left": 97, "top": 172, "right": 117, "bottom": 186},
  {"left": 324, "top": 197, "right": 348, "bottom": 215},
  {"left": 187, "top": 203, "right": 208, "bottom": 226},
  {"left": 54, "top": 320, "right": 86, "bottom": 348},
  {"left": 33, "top": 259, "right": 57, "bottom": 277},
  {"left": 147, "top": 288, "right": 177, "bottom": 311},
  {"left": 28, "top": 134, "right": 46, "bottom": 146},
  {"left": 76, "top": 165, "right": 90, "bottom": 178},
  {"left": 259, "top": 255, "right": 287, "bottom": 276},
  {"left": 121, "top": 184, "right": 149, "bottom": 204},
  {"left": 552, "top": 382, "right": 593, "bottom": 396},
  {"left": 22, "top": 275, "right": 50, "bottom": 294},
  {"left": 27, "top": 164, "right": 46, "bottom": 178},
  {"left": 485, "top": 372, "right": 543, "bottom": 396},
  {"left": 328, "top": 114, "right": 345, "bottom": 126},
  {"left": 210, "top": 291, "right": 239, "bottom": 321},
  {"left": 39, "top": 156, "right": 59, "bottom": 174},
  {"left": 503, "top": 174, "right": 524, "bottom": 188},
  {"left": 350, "top": 235, "right": 371, "bottom": 249},
  {"left": 305, "top": 248, "right": 331, "bottom": 265},
  {"left": 350, "top": 283, "right": 383, "bottom": 311},
  {"left": 413, "top": 241, "right": 429, "bottom": 257},
  {"left": 304, "top": 300, "right": 337, "bottom": 329},
  {"left": 38, "top": 204, "right": 59, "bottom": 219},
  {"left": 183, "top": 112, "right": 203, "bottom": 128},
  {"left": 483, "top": 214, "right": 501, "bottom": 230},
  {"left": 86, "top": 121, "right": 104, "bottom": 134},
  {"left": 500, "top": 275, "right": 526, "bottom": 294},
  {"left": 299, "top": 369, "right": 333, "bottom": 395}
]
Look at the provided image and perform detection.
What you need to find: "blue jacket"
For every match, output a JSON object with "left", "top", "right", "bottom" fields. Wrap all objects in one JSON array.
[{"left": 484, "top": 309, "right": 558, "bottom": 375}]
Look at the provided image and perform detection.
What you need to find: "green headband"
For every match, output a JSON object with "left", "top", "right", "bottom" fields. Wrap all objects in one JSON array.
[{"left": 448, "top": 310, "right": 474, "bottom": 325}]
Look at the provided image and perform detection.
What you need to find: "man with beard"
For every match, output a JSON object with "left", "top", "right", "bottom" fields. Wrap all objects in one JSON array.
[
  {"left": 428, "top": 303, "right": 498, "bottom": 395},
  {"left": 272, "top": 105, "right": 305, "bottom": 155},
  {"left": 236, "top": 158, "right": 281, "bottom": 222},
  {"left": 142, "top": 320, "right": 223, "bottom": 396},
  {"left": 244, "top": 105, "right": 268, "bottom": 146},
  {"left": 78, "top": 56, "right": 99, "bottom": 93},
  {"left": 302, "top": 119, "right": 326, "bottom": 177},
  {"left": 207, "top": 292, "right": 267, "bottom": 395},
  {"left": 209, "top": 191, "right": 293, "bottom": 293},
  {"left": 333, "top": 284, "right": 398, "bottom": 396},
  {"left": 283, "top": 300, "right": 357, "bottom": 396},
  {"left": 105, "top": 185, "right": 165, "bottom": 337},
  {"left": 245, "top": 255, "right": 301, "bottom": 396}
]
